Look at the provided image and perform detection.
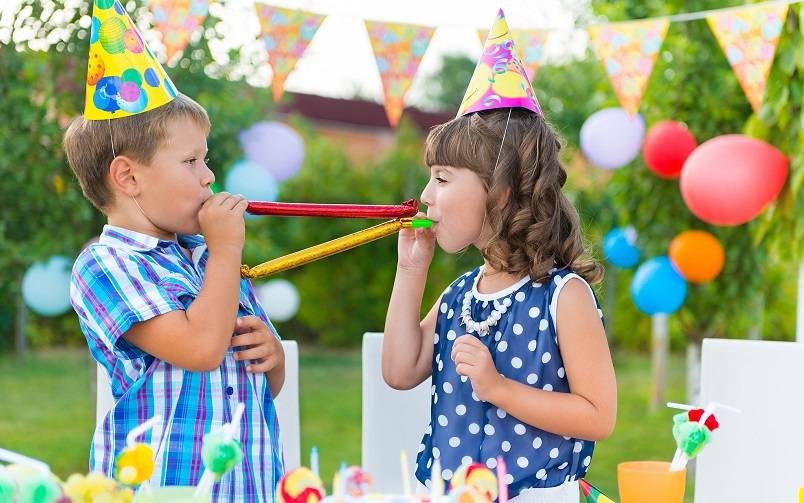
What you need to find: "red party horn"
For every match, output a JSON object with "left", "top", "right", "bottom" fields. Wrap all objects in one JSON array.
[{"left": 246, "top": 199, "right": 418, "bottom": 218}]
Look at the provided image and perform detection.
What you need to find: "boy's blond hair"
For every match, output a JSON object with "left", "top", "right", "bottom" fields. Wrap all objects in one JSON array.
[{"left": 63, "top": 93, "right": 210, "bottom": 212}]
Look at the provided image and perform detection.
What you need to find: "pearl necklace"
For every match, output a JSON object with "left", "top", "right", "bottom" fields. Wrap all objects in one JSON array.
[{"left": 460, "top": 291, "right": 512, "bottom": 337}]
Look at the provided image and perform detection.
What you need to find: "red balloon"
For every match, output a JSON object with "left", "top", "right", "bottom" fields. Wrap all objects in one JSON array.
[
  {"left": 680, "top": 135, "right": 788, "bottom": 226},
  {"left": 642, "top": 121, "right": 697, "bottom": 178}
]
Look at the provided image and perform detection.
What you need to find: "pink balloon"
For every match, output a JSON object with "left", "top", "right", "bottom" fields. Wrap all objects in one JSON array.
[{"left": 680, "top": 135, "right": 788, "bottom": 226}]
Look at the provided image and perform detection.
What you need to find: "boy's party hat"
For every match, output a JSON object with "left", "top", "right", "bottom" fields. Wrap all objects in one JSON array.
[
  {"left": 84, "top": 0, "right": 178, "bottom": 120},
  {"left": 457, "top": 9, "right": 542, "bottom": 118}
]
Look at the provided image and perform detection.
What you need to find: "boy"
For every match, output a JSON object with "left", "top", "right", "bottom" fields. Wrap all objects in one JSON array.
[{"left": 64, "top": 4, "right": 284, "bottom": 501}]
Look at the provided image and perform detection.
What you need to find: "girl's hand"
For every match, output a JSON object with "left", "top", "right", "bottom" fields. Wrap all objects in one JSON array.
[
  {"left": 397, "top": 211, "right": 435, "bottom": 273},
  {"left": 451, "top": 334, "right": 505, "bottom": 402}
]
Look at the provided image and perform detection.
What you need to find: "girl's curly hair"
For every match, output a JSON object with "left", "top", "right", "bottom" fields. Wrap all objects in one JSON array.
[{"left": 424, "top": 108, "right": 603, "bottom": 285}]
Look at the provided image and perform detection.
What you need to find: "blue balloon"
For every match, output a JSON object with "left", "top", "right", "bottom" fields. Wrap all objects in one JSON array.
[
  {"left": 22, "top": 256, "right": 72, "bottom": 317},
  {"left": 225, "top": 159, "right": 279, "bottom": 202},
  {"left": 603, "top": 227, "right": 640, "bottom": 268},
  {"left": 631, "top": 256, "right": 687, "bottom": 315}
]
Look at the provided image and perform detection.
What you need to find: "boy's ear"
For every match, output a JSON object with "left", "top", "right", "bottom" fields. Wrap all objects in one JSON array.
[{"left": 108, "top": 155, "right": 141, "bottom": 197}]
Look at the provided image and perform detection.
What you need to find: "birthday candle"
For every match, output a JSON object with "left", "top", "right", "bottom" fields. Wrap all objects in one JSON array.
[
  {"left": 400, "top": 450, "right": 412, "bottom": 498},
  {"left": 310, "top": 446, "right": 320, "bottom": 478},
  {"left": 241, "top": 218, "right": 432, "bottom": 279},
  {"left": 496, "top": 457, "right": 508, "bottom": 503},
  {"left": 247, "top": 199, "right": 418, "bottom": 218}
]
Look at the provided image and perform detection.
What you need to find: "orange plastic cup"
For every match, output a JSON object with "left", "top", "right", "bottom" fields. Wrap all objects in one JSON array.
[{"left": 618, "top": 461, "right": 686, "bottom": 503}]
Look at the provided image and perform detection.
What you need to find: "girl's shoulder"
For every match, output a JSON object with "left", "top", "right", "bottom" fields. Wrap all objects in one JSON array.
[{"left": 546, "top": 267, "right": 601, "bottom": 323}]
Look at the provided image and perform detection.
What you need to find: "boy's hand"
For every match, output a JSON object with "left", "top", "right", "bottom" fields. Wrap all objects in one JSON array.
[
  {"left": 231, "top": 315, "right": 284, "bottom": 373},
  {"left": 451, "top": 334, "right": 505, "bottom": 402},
  {"left": 397, "top": 211, "right": 435, "bottom": 273},
  {"left": 199, "top": 192, "right": 248, "bottom": 256}
]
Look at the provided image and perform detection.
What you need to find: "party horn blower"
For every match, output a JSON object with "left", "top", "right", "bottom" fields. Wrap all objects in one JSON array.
[
  {"left": 195, "top": 403, "right": 245, "bottom": 497},
  {"left": 247, "top": 199, "right": 418, "bottom": 218},
  {"left": 241, "top": 218, "right": 432, "bottom": 279},
  {"left": 667, "top": 401, "right": 740, "bottom": 472},
  {"left": 116, "top": 415, "right": 161, "bottom": 488}
]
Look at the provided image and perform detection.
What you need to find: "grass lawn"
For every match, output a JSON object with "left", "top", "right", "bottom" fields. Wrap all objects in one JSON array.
[{"left": 0, "top": 347, "right": 694, "bottom": 501}]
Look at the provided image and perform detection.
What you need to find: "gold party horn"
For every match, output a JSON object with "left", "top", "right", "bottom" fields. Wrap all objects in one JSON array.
[{"left": 240, "top": 217, "right": 432, "bottom": 279}]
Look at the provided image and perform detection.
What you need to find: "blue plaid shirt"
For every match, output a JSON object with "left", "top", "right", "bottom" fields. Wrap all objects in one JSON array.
[{"left": 70, "top": 225, "right": 284, "bottom": 502}]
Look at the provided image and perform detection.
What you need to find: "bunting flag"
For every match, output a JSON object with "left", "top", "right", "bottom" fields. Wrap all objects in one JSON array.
[
  {"left": 707, "top": 3, "right": 789, "bottom": 112},
  {"left": 477, "top": 28, "right": 549, "bottom": 81},
  {"left": 255, "top": 4, "right": 326, "bottom": 102},
  {"left": 588, "top": 18, "right": 669, "bottom": 116},
  {"left": 148, "top": 0, "right": 209, "bottom": 63},
  {"left": 365, "top": 21, "right": 434, "bottom": 127},
  {"left": 579, "top": 479, "right": 617, "bottom": 503}
]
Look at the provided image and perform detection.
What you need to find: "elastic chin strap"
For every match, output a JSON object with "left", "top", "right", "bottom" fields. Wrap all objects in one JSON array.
[
  {"left": 478, "top": 108, "right": 512, "bottom": 247},
  {"left": 111, "top": 120, "right": 157, "bottom": 229}
]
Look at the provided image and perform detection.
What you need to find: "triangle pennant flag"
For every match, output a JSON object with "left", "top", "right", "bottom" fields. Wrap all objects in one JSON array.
[
  {"left": 255, "top": 4, "right": 326, "bottom": 102},
  {"left": 588, "top": 18, "right": 669, "bottom": 116},
  {"left": 365, "top": 21, "right": 435, "bottom": 127},
  {"left": 148, "top": 0, "right": 209, "bottom": 63},
  {"left": 477, "top": 28, "right": 549, "bottom": 81},
  {"left": 84, "top": 0, "right": 178, "bottom": 120},
  {"left": 707, "top": 3, "right": 789, "bottom": 112},
  {"left": 579, "top": 479, "right": 617, "bottom": 503}
]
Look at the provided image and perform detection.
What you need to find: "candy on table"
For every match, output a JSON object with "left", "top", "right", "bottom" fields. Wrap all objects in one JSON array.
[
  {"left": 275, "top": 467, "right": 325, "bottom": 503},
  {"left": 341, "top": 466, "right": 372, "bottom": 498},
  {"left": 448, "top": 463, "right": 497, "bottom": 502},
  {"left": 62, "top": 472, "right": 133, "bottom": 503},
  {"left": 194, "top": 403, "right": 245, "bottom": 497},
  {"left": 116, "top": 415, "right": 161, "bottom": 487},
  {"left": 0, "top": 466, "right": 16, "bottom": 503},
  {"left": 667, "top": 401, "right": 740, "bottom": 472},
  {"left": 447, "top": 486, "right": 486, "bottom": 503},
  {"left": 0, "top": 448, "right": 62, "bottom": 503}
]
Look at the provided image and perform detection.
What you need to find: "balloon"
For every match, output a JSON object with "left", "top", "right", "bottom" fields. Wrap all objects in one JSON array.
[
  {"left": 580, "top": 108, "right": 645, "bottom": 169},
  {"left": 680, "top": 135, "right": 788, "bottom": 226},
  {"left": 224, "top": 159, "right": 279, "bottom": 202},
  {"left": 602, "top": 227, "right": 640, "bottom": 269},
  {"left": 631, "top": 257, "right": 687, "bottom": 315},
  {"left": 642, "top": 121, "right": 697, "bottom": 179},
  {"left": 22, "top": 255, "right": 72, "bottom": 317},
  {"left": 255, "top": 279, "right": 300, "bottom": 322},
  {"left": 239, "top": 121, "right": 305, "bottom": 181},
  {"left": 668, "top": 230, "right": 724, "bottom": 284}
]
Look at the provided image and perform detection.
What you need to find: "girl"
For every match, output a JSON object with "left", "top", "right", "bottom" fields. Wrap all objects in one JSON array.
[{"left": 382, "top": 68, "right": 616, "bottom": 503}]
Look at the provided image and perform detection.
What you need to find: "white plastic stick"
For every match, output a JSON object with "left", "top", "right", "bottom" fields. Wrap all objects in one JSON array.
[
  {"left": 0, "top": 447, "right": 50, "bottom": 474},
  {"left": 126, "top": 415, "right": 162, "bottom": 447},
  {"left": 195, "top": 403, "right": 245, "bottom": 497}
]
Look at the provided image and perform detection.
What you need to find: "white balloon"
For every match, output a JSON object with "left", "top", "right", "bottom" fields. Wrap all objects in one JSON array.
[{"left": 256, "top": 279, "right": 300, "bottom": 322}]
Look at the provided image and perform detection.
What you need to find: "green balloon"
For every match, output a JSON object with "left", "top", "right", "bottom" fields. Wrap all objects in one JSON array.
[
  {"left": 95, "top": 0, "right": 115, "bottom": 9},
  {"left": 121, "top": 68, "right": 143, "bottom": 86},
  {"left": 99, "top": 17, "right": 126, "bottom": 55}
]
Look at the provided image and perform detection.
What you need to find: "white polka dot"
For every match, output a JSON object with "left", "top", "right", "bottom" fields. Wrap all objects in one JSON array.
[
  {"left": 443, "top": 382, "right": 453, "bottom": 394},
  {"left": 528, "top": 307, "right": 541, "bottom": 318},
  {"left": 515, "top": 291, "right": 526, "bottom": 302},
  {"left": 434, "top": 333, "right": 439, "bottom": 344},
  {"left": 433, "top": 393, "right": 438, "bottom": 403},
  {"left": 433, "top": 447, "right": 440, "bottom": 459},
  {"left": 497, "top": 408, "right": 507, "bottom": 419},
  {"left": 462, "top": 456, "right": 473, "bottom": 465},
  {"left": 484, "top": 424, "right": 495, "bottom": 435},
  {"left": 557, "top": 367, "right": 565, "bottom": 378},
  {"left": 431, "top": 385, "right": 436, "bottom": 395},
  {"left": 511, "top": 357, "right": 522, "bottom": 368},
  {"left": 460, "top": 375, "right": 468, "bottom": 383},
  {"left": 532, "top": 437, "right": 542, "bottom": 449},
  {"left": 542, "top": 352, "right": 552, "bottom": 363},
  {"left": 438, "top": 360, "right": 444, "bottom": 372},
  {"left": 458, "top": 279, "right": 466, "bottom": 288},
  {"left": 449, "top": 437, "right": 461, "bottom": 448},
  {"left": 447, "top": 330, "right": 457, "bottom": 341},
  {"left": 514, "top": 424, "right": 526, "bottom": 435},
  {"left": 494, "top": 331, "right": 502, "bottom": 341},
  {"left": 468, "top": 423, "right": 480, "bottom": 434},
  {"left": 501, "top": 441, "right": 511, "bottom": 452},
  {"left": 440, "top": 303, "right": 448, "bottom": 313},
  {"left": 418, "top": 443, "right": 425, "bottom": 452},
  {"left": 574, "top": 441, "right": 583, "bottom": 453},
  {"left": 498, "top": 341, "right": 508, "bottom": 352},
  {"left": 456, "top": 404, "right": 467, "bottom": 416},
  {"left": 517, "top": 457, "right": 529, "bottom": 468},
  {"left": 558, "top": 462, "right": 568, "bottom": 470},
  {"left": 512, "top": 324, "right": 523, "bottom": 335},
  {"left": 539, "top": 319, "right": 549, "bottom": 331},
  {"left": 536, "top": 469, "right": 546, "bottom": 480},
  {"left": 526, "top": 373, "right": 538, "bottom": 384},
  {"left": 583, "top": 456, "right": 591, "bottom": 467},
  {"left": 543, "top": 384, "right": 553, "bottom": 392},
  {"left": 504, "top": 474, "right": 513, "bottom": 485},
  {"left": 448, "top": 309, "right": 454, "bottom": 319},
  {"left": 426, "top": 425, "right": 432, "bottom": 435},
  {"left": 442, "top": 469, "right": 453, "bottom": 480},
  {"left": 438, "top": 415, "right": 448, "bottom": 426},
  {"left": 486, "top": 458, "right": 497, "bottom": 469},
  {"left": 528, "top": 340, "right": 538, "bottom": 352},
  {"left": 549, "top": 448, "right": 559, "bottom": 459},
  {"left": 471, "top": 392, "right": 480, "bottom": 402}
]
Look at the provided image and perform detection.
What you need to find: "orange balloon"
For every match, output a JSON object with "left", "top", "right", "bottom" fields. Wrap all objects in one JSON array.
[{"left": 668, "top": 230, "right": 725, "bottom": 283}]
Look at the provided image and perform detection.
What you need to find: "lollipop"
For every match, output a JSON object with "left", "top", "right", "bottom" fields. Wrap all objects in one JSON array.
[
  {"left": 0, "top": 466, "right": 16, "bottom": 503},
  {"left": 0, "top": 448, "right": 61, "bottom": 503},
  {"left": 448, "top": 486, "right": 486, "bottom": 503},
  {"left": 275, "top": 467, "right": 325, "bottom": 503},
  {"left": 341, "top": 466, "right": 371, "bottom": 498},
  {"left": 115, "top": 415, "right": 161, "bottom": 487},
  {"left": 195, "top": 403, "right": 245, "bottom": 497},
  {"left": 667, "top": 401, "right": 740, "bottom": 471},
  {"left": 449, "top": 463, "right": 496, "bottom": 502},
  {"left": 62, "top": 472, "right": 133, "bottom": 503}
]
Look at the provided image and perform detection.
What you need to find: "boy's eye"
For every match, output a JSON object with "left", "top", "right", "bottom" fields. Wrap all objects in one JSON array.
[
  {"left": 435, "top": 177, "right": 447, "bottom": 183},
  {"left": 185, "top": 158, "right": 196, "bottom": 164}
]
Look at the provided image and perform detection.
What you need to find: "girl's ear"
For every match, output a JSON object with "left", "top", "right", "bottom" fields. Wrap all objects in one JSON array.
[{"left": 108, "top": 155, "right": 142, "bottom": 197}]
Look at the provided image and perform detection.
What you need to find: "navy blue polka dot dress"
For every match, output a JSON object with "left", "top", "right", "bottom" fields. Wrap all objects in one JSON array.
[{"left": 414, "top": 266, "right": 601, "bottom": 497}]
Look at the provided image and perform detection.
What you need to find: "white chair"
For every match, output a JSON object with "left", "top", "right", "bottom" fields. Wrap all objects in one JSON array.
[
  {"left": 95, "top": 340, "right": 300, "bottom": 470},
  {"left": 695, "top": 339, "right": 804, "bottom": 502},
  {"left": 361, "top": 332, "right": 431, "bottom": 493}
]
